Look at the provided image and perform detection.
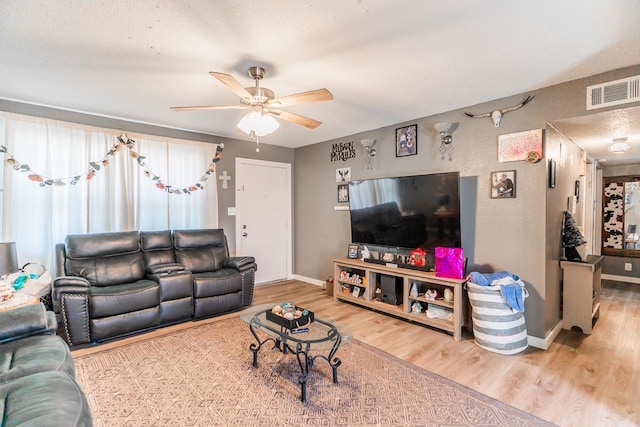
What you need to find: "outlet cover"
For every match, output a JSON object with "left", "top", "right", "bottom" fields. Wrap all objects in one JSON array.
[{"left": 625, "top": 263, "right": 632, "bottom": 271}]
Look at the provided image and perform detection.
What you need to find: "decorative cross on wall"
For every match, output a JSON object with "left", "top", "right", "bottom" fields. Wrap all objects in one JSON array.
[{"left": 218, "top": 170, "right": 232, "bottom": 189}]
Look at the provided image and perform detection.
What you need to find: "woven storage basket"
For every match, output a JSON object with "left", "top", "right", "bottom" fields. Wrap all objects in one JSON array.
[{"left": 466, "top": 281, "right": 528, "bottom": 355}]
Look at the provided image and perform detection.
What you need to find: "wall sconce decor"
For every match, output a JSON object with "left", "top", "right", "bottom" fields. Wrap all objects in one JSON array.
[
  {"left": 360, "top": 139, "right": 377, "bottom": 170},
  {"left": 434, "top": 122, "right": 454, "bottom": 161}
]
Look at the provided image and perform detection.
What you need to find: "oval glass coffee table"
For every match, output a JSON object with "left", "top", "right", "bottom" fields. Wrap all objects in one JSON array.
[{"left": 240, "top": 303, "right": 352, "bottom": 402}]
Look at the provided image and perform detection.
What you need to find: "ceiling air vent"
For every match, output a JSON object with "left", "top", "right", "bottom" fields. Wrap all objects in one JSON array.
[{"left": 587, "top": 74, "right": 640, "bottom": 110}]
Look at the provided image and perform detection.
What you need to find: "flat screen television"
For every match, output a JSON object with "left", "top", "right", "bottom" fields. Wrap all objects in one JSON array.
[{"left": 348, "top": 172, "right": 461, "bottom": 252}]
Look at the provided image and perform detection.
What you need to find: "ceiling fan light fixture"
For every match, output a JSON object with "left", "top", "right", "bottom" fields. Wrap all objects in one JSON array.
[
  {"left": 608, "top": 137, "right": 629, "bottom": 154},
  {"left": 237, "top": 110, "right": 280, "bottom": 137}
]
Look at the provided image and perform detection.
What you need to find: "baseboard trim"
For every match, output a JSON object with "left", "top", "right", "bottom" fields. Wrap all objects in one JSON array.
[
  {"left": 291, "top": 274, "right": 324, "bottom": 287},
  {"left": 602, "top": 273, "right": 640, "bottom": 284},
  {"left": 527, "top": 320, "right": 562, "bottom": 350}
]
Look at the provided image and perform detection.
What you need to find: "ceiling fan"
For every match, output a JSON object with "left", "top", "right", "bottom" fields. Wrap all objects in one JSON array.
[{"left": 171, "top": 66, "right": 334, "bottom": 134}]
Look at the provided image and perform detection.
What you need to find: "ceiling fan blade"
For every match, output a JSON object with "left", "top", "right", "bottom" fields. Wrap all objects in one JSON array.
[
  {"left": 170, "top": 105, "right": 246, "bottom": 111},
  {"left": 269, "top": 109, "right": 322, "bottom": 129},
  {"left": 268, "top": 88, "right": 333, "bottom": 107},
  {"left": 209, "top": 72, "right": 255, "bottom": 101}
]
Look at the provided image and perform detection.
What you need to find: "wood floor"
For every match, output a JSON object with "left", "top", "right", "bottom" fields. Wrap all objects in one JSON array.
[
  {"left": 72, "top": 279, "right": 639, "bottom": 426},
  {"left": 249, "top": 279, "right": 639, "bottom": 427}
]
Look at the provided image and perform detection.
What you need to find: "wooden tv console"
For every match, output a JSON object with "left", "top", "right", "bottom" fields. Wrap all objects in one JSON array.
[{"left": 333, "top": 258, "right": 467, "bottom": 340}]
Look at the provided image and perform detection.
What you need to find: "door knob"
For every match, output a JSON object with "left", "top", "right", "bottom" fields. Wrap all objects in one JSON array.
[{"left": 243, "top": 232, "right": 248, "bottom": 237}]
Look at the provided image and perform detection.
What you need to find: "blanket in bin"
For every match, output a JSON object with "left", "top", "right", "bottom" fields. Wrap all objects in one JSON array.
[{"left": 467, "top": 271, "right": 527, "bottom": 312}]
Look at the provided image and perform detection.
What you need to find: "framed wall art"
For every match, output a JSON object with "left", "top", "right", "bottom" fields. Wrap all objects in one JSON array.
[
  {"left": 490, "top": 170, "right": 516, "bottom": 198},
  {"left": 336, "top": 167, "right": 351, "bottom": 182},
  {"left": 347, "top": 243, "right": 359, "bottom": 259},
  {"left": 497, "top": 129, "right": 543, "bottom": 163},
  {"left": 337, "top": 183, "right": 349, "bottom": 203},
  {"left": 549, "top": 159, "right": 557, "bottom": 188},
  {"left": 396, "top": 124, "right": 417, "bottom": 157}
]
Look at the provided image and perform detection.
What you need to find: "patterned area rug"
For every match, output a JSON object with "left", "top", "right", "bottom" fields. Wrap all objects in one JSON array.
[{"left": 74, "top": 317, "right": 553, "bottom": 426}]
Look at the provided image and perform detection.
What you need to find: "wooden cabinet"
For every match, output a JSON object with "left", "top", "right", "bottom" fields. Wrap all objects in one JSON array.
[
  {"left": 333, "top": 258, "right": 466, "bottom": 340},
  {"left": 560, "top": 255, "right": 604, "bottom": 334}
]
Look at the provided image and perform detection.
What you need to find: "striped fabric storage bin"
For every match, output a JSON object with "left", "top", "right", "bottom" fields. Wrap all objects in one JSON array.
[{"left": 466, "top": 281, "right": 528, "bottom": 355}]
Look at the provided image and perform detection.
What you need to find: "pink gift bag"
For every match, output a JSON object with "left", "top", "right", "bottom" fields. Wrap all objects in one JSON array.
[{"left": 434, "top": 247, "right": 465, "bottom": 279}]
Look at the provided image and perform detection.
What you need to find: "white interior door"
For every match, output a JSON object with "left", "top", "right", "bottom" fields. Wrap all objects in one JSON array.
[{"left": 235, "top": 158, "right": 291, "bottom": 284}]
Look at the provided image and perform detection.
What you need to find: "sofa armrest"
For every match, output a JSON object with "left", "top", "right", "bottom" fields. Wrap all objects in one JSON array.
[
  {"left": 52, "top": 276, "right": 90, "bottom": 313},
  {"left": 0, "top": 304, "right": 57, "bottom": 344},
  {"left": 145, "top": 263, "right": 186, "bottom": 275},
  {"left": 51, "top": 276, "right": 91, "bottom": 346},
  {"left": 224, "top": 256, "right": 257, "bottom": 272}
]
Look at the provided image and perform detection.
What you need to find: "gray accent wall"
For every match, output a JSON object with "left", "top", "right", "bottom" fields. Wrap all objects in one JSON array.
[{"left": 294, "top": 64, "right": 640, "bottom": 340}]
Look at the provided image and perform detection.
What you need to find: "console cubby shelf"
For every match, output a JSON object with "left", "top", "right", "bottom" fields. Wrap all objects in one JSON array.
[{"left": 333, "top": 258, "right": 467, "bottom": 340}]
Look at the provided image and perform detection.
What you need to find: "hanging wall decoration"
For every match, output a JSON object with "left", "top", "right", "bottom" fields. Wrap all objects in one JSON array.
[
  {"left": 337, "top": 183, "right": 349, "bottom": 203},
  {"left": 497, "top": 129, "right": 542, "bottom": 163},
  {"left": 336, "top": 167, "right": 351, "bottom": 182},
  {"left": 330, "top": 141, "right": 356, "bottom": 162},
  {"left": 0, "top": 133, "right": 223, "bottom": 194},
  {"left": 395, "top": 124, "right": 417, "bottom": 157}
]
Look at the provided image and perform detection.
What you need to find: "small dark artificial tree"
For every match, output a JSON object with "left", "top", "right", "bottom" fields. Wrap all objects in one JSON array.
[{"left": 562, "top": 210, "right": 586, "bottom": 261}]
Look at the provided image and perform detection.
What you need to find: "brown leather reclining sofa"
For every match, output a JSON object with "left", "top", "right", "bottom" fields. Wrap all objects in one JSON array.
[{"left": 52, "top": 228, "right": 256, "bottom": 347}]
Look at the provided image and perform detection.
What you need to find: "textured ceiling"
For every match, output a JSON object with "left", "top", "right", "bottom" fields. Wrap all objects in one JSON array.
[
  {"left": 552, "top": 106, "right": 640, "bottom": 166},
  {"left": 1, "top": 0, "right": 640, "bottom": 163}
]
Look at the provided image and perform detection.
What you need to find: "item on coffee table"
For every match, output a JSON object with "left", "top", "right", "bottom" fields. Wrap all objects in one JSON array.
[
  {"left": 0, "top": 281, "right": 15, "bottom": 303},
  {"left": 266, "top": 303, "right": 315, "bottom": 329}
]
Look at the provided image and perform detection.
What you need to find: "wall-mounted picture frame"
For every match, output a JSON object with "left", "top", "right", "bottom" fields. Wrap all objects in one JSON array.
[
  {"left": 497, "top": 129, "right": 543, "bottom": 163},
  {"left": 490, "top": 170, "right": 516, "bottom": 198},
  {"left": 336, "top": 167, "right": 351, "bottom": 182},
  {"left": 396, "top": 124, "right": 417, "bottom": 157},
  {"left": 575, "top": 180, "right": 580, "bottom": 203},
  {"left": 337, "top": 183, "right": 349, "bottom": 203},
  {"left": 347, "top": 243, "right": 359, "bottom": 259},
  {"left": 549, "top": 159, "right": 557, "bottom": 188}
]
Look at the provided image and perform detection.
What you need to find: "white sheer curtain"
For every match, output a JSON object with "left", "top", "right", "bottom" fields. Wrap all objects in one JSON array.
[{"left": 0, "top": 113, "right": 218, "bottom": 270}]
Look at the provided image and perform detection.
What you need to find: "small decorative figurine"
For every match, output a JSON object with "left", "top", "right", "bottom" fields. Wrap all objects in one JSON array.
[
  {"left": 411, "top": 302, "right": 423, "bottom": 314},
  {"left": 410, "top": 282, "right": 419, "bottom": 298},
  {"left": 444, "top": 288, "right": 454, "bottom": 302},
  {"left": 410, "top": 248, "right": 427, "bottom": 267},
  {"left": 425, "top": 289, "right": 439, "bottom": 300},
  {"left": 361, "top": 245, "right": 370, "bottom": 260}
]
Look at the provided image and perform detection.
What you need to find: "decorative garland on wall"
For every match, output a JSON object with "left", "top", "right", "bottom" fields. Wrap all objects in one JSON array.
[{"left": 0, "top": 133, "right": 224, "bottom": 194}]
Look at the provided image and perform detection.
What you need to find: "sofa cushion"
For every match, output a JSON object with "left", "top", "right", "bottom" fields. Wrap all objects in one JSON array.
[
  {"left": 65, "top": 252, "right": 146, "bottom": 287},
  {"left": 65, "top": 231, "right": 140, "bottom": 258},
  {"left": 89, "top": 280, "right": 160, "bottom": 318},
  {"left": 0, "top": 335, "right": 75, "bottom": 383},
  {"left": 174, "top": 229, "right": 228, "bottom": 273},
  {"left": 173, "top": 229, "right": 226, "bottom": 249},
  {"left": 192, "top": 270, "right": 242, "bottom": 298},
  {"left": 64, "top": 231, "right": 145, "bottom": 286},
  {"left": 0, "top": 371, "right": 92, "bottom": 427},
  {"left": 140, "top": 230, "right": 177, "bottom": 269}
]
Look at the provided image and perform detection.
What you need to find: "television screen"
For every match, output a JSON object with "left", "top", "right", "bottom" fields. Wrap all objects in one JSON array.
[{"left": 348, "top": 172, "right": 461, "bottom": 251}]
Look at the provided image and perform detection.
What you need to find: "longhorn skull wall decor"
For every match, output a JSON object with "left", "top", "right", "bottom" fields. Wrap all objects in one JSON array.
[{"left": 465, "top": 95, "right": 535, "bottom": 127}]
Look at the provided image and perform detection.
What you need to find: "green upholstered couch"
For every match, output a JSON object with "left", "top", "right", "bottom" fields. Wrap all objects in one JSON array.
[{"left": 0, "top": 303, "right": 92, "bottom": 426}]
